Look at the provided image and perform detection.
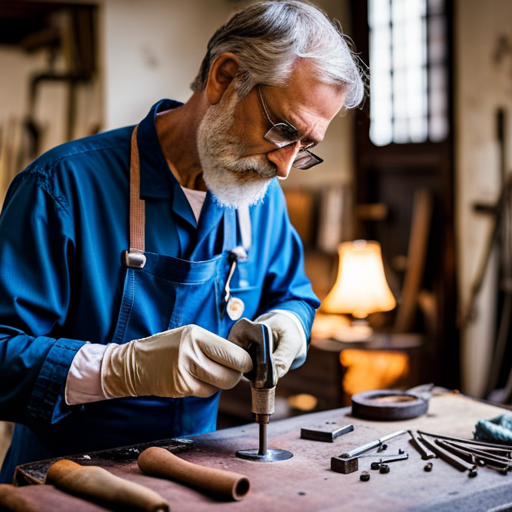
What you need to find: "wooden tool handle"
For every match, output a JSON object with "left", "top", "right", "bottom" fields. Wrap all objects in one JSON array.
[
  {"left": 46, "top": 459, "right": 169, "bottom": 512},
  {"left": 0, "top": 484, "right": 36, "bottom": 512},
  {"left": 138, "top": 447, "right": 250, "bottom": 501}
]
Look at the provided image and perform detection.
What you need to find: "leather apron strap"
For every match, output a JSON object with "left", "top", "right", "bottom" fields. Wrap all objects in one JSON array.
[
  {"left": 124, "top": 124, "right": 252, "bottom": 268},
  {"left": 124, "top": 126, "right": 147, "bottom": 269}
]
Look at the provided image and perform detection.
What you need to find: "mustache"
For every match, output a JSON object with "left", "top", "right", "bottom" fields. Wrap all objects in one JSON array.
[
  {"left": 204, "top": 126, "right": 276, "bottom": 180},
  {"left": 228, "top": 157, "right": 277, "bottom": 180}
]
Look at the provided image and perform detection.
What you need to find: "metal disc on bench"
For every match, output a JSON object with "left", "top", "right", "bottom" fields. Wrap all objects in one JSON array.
[
  {"left": 351, "top": 389, "right": 429, "bottom": 421},
  {"left": 236, "top": 448, "right": 293, "bottom": 462}
]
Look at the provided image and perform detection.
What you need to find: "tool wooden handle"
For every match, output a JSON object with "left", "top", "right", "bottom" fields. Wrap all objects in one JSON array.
[
  {"left": 0, "top": 484, "right": 36, "bottom": 512},
  {"left": 138, "top": 447, "right": 250, "bottom": 501},
  {"left": 46, "top": 459, "right": 169, "bottom": 512}
]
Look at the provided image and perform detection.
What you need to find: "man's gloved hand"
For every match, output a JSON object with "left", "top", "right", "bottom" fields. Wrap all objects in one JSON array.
[
  {"left": 101, "top": 325, "right": 253, "bottom": 399},
  {"left": 228, "top": 310, "right": 307, "bottom": 381}
]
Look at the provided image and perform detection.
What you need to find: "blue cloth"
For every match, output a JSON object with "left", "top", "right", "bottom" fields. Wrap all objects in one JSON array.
[
  {"left": 474, "top": 413, "right": 512, "bottom": 444},
  {"left": 0, "top": 99, "right": 319, "bottom": 482}
]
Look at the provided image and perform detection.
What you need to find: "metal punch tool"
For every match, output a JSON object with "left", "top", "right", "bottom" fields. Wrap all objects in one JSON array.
[{"left": 331, "top": 430, "right": 407, "bottom": 474}]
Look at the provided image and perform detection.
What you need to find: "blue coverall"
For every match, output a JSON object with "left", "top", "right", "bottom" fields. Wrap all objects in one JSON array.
[{"left": 0, "top": 100, "right": 319, "bottom": 483}]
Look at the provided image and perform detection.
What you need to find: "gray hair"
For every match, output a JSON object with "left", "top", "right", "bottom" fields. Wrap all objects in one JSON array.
[{"left": 190, "top": 0, "right": 365, "bottom": 109}]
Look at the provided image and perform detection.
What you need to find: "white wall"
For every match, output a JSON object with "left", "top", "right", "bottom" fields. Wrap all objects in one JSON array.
[
  {"left": 456, "top": 0, "right": 512, "bottom": 396},
  {"left": 100, "top": 0, "right": 356, "bottom": 188},
  {"left": 101, "top": 0, "right": 235, "bottom": 127}
]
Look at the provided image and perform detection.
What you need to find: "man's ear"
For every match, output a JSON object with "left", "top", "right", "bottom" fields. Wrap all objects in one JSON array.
[{"left": 205, "top": 53, "right": 241, "bottom": 105}]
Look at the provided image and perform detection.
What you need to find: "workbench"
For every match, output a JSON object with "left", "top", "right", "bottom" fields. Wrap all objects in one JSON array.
[{"left": 6, "top": 392, "right": 512, "bottom": 512}]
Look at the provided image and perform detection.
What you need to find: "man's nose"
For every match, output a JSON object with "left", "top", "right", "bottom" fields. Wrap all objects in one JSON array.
[{"left": 266, "top": 142, "right": 301, "bottom": 179}]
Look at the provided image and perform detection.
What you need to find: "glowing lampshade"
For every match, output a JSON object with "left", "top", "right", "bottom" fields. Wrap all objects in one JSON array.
[{"left": 322, "top": 240, "right": 396, "bottom": 319}]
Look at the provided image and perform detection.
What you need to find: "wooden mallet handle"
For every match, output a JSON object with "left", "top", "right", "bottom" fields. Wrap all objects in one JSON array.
[
  {"left": 46, "top": 459, "right": 169, "bottom": 512},
  {"left": 138, "top": 447, "right": 250, "bottom": 501},
  {"left": 0, "top": 484, "right": 37, "bottom": 512}
]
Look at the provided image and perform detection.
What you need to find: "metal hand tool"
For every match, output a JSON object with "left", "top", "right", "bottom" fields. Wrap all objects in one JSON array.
[
  {"left": 417, "top": 430, "right": 512, "bottom": 451},
  {"left": 331, "top": 430, "right": 407, "bottom": 474},
  {"left": 441, "top": 440, "right": 512, "bottom": 456},
  {"left": 359, "top": 451, "right": 404, "bottom": 458},
  {"left": 380, "top": 453, "right": 409, "bottom": 463},
  {"left": 419, "top": 434, "right": 476, "bottom": 472},
  {"left": 370, "top": 453, "right": 408, "bottom": 470},
  {"left": 236, "top": 322, "right": 292, "bottom": 462},
  {"left": 408, "top": 430, "right": 436, "bottom": 460},
  {"left": 438, "top": 440, "right": 512, "bottom": 470}
]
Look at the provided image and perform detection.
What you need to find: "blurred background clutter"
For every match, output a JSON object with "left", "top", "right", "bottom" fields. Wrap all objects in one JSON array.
[{"left": 1, "top": 0, "right": 512, "bottom": 448}]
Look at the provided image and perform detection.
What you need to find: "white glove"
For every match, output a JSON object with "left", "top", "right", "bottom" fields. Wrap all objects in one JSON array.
[
  {"left": 101, "top": 325, "right": 253, "bottom": 399},
  {"left": 228, "top": 310, "right": 307, "bottom": 381}
]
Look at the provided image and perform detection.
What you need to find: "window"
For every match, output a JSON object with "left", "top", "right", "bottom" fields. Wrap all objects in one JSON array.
[{"left": 369, "top": 0, "right": 448, "bottom": 146}]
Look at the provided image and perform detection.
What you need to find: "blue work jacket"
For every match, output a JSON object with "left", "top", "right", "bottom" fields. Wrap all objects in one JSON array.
[{"left": 0, "top": 100, "right": 319, "bottom": 482}]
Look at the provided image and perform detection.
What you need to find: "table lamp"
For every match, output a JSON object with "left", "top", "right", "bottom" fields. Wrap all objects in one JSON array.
[{"left": 322, "top": 240, "right": 396, "bottom": 341}]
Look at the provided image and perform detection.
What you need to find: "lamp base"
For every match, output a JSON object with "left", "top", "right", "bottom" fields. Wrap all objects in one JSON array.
[{"left": 332, "top": 319, "right": 373, "bottom": 342}]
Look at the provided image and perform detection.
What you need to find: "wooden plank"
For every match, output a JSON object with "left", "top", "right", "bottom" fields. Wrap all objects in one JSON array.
[{"left": 394, "top": 189, "right": 433, "bottom": 333}]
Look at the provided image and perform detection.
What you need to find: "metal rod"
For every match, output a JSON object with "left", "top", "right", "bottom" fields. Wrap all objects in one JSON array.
[
  {"left": 419, "top": 435, "right": 475, "bottom": 472},
  {"left": 341, "top": 430, "right": 407, "bottom": 459},
  {"left": 442, "top": 440, "right": 512, "bottom": 455},
  {"left": 417, "top": 430, "right": 512, "bottom": 451},
  {"left": 358, "top": 452, "right": 404, "bottom": 458},
  {"left": 442, "top": 441, "right": 511, "bottom": 465},
  {"left": 258, "top": 423, "right": 268, "bottom": 456},
  {"left": 408, "top": 430, "right": 436, "bottom": 460},
  {"left": 436, "top": 441, "right": 475, "bottom": 464},
  {"left": 381, "top": 453, "right": 409, "bottom": 464},
  {"left": 438, "top": 440, "right": 511, "bottom": 470}
]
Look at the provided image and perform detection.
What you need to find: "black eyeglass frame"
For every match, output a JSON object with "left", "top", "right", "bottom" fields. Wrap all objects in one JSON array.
[{"left": 257, "top": 86, "right": 323, "bottom": 170}]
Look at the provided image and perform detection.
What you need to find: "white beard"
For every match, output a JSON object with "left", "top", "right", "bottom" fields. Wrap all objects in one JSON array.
[{"left": 197, "top": 90, "right": 277, "bottom": 209}]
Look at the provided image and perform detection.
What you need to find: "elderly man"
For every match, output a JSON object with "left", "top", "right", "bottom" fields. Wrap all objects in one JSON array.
[{"left": 0, "top": 0, "right": 363, "bottom": 482}]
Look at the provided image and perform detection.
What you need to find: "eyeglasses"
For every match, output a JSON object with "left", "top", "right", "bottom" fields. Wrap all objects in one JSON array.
[{"left": 257, "top": 86, "right": 323, "bottom": 170}]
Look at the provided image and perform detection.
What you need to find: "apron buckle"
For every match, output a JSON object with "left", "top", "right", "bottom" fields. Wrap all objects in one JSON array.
[{"left": 124, "top": 249, "right": 146, "bottom": 269}]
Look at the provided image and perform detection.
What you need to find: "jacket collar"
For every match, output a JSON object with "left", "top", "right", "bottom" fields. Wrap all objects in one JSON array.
[
  {"left": 137, "top": 99, "right": 182, "bottom": 200},
  {"left": 136, "top": 99, "right": 225, "bottom": 233}
]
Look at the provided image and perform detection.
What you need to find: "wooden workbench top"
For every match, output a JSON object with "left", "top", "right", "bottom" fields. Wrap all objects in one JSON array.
[{"left": 7, "top": 392, "right": 512, "bottom": 511}]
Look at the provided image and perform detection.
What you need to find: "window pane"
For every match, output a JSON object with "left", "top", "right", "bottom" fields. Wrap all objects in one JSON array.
[
  {"left": 394, "top": 117, "right": 409, "bottom": 143},
  {"left": 430, "top": 115, "right": 448, "bottom": 141},
  {"left": 369, "top": 0, "right": 390, "bottom": 29},
  {"left": 428, "top": 0, "right": 444, "bottom": 15},
  {"left": 371, "top": 27, "right": 391, "bottom": 72},
  {"left": 369, "top": 0, "right": 448, "bottom": 145},
  {"left": 429, "top": 15, "right": 446, "bottom": 63}
]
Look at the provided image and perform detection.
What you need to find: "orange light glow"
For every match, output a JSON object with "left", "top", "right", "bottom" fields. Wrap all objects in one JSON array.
[{"left": 340, "top": 349, "right": 409, "bottom": 399}]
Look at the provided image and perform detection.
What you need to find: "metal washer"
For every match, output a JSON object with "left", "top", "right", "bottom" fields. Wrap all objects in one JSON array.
[{"left": 236, "top": 448, "right": 293, "bottom": 462}]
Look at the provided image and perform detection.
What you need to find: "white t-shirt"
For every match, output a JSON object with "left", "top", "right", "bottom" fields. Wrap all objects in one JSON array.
[{"left": 181, "top": 186, "right": 207, "bottom": 224}]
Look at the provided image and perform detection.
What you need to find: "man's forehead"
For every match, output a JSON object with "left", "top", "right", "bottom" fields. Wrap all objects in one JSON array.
[{"left": 268, "top": 63, "right": 347, "bottom": 140}]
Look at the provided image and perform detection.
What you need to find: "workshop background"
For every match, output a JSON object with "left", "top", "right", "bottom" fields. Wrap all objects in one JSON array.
[{"left": 1, "top": 0, "right": 512, "bottom": 469}]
